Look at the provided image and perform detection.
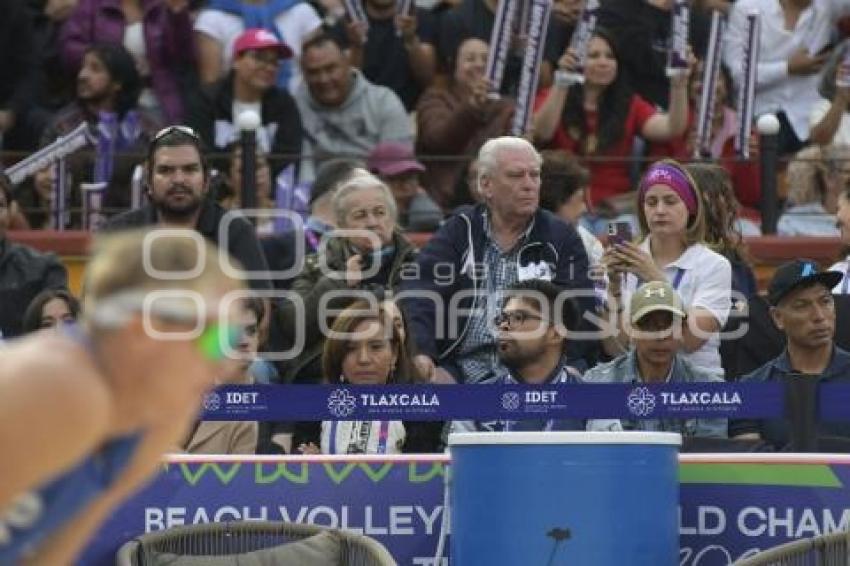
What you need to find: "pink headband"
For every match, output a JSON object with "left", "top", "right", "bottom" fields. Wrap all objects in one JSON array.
[{"left": 638, "top": 163, "right": 698, "bottom": 215}]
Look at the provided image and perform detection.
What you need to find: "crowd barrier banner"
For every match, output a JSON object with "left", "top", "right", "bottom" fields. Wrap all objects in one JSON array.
[
  {"left": 79, "top": 454, "right": 850, "bottom": 566},
  {"left": 201, "top": 382, "right": 790, "bottom": 421}
]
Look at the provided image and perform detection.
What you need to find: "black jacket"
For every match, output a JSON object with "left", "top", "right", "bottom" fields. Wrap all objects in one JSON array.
[
  {"left": 0, "top": 0, "right": 36, "bottom": 117},
  {"left": 400, "top": 204, "right": 592, "bottom": 366},
  {"left": 101, "top": 200, "right": 272, "bottom": 291},
  {"left": 0, "top": 238, "right": 68, "bottom": 338},
  {"left": 187, "top": 72, "right": 303, "bottom": 173}
]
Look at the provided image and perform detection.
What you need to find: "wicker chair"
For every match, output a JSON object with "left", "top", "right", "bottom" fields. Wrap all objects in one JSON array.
[{"left": 115, "top": 520, "right": 397, "bottom": 566}]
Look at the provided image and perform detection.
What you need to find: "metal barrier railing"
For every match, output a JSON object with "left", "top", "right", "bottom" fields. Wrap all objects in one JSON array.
[{"left": 733, "top": 529, "right": 850, "bottom": 565}]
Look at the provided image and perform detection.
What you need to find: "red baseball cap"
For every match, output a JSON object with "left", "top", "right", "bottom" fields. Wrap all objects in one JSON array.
[
  {"left": 233, "top": 28, "right": 293, "bottom": 60},
  {"left": 368, "top": 142, "right": 426, "bottom": 177}
]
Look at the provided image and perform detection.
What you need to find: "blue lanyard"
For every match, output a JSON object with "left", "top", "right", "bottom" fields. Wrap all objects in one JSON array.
[
  {"left": 671, "top": 267, "right": 685, "bottom": 290},
  {"left": 842, "top": 265, "right": 850, "bottom": 294}
]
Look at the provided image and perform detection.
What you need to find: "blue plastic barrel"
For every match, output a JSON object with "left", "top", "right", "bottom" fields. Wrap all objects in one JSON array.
[{"left": 448, "top": 431, "right": 681, "bottom": 565}]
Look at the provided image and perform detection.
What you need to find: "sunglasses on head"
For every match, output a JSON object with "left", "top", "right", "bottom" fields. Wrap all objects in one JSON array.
[{"left": 152, "top": 125, "right": 200, "bottom": 144}]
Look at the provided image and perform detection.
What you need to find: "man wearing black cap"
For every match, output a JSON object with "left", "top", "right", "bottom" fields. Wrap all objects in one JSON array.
[{"left": 730, "top": 260, "right": 850, "bottom": 450}]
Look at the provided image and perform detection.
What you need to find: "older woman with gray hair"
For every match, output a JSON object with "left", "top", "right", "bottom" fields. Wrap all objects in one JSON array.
[
  {"left": 277, "top": 172, "right": 419, "bottom": 385},
  {"left": 777, "top": 145, "right": 848, "bottom": 236}
]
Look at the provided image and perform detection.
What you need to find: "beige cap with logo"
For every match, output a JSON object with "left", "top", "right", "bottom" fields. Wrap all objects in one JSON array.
[{"left": 630, "top": 281, "right": 686, "bottom": 325}]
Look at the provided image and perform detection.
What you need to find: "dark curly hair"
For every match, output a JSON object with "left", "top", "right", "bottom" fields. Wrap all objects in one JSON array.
[{"left": 561, "top": 27, "right": 634, "bottom": 154}]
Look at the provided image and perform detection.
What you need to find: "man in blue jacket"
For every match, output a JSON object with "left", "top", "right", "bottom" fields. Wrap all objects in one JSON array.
[
  {"left": 730, "top": 260, "right": 850, "bottom": 451},
  {"left": 401, "top": 136, "right": 592, "bottom": 383}
]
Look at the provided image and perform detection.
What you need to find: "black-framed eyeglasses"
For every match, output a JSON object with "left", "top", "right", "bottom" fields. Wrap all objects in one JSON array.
[
  {"left": 152, "top": 125, "right": 200, "bottom": 144},
  {"left": 493, "top": 310, "right": 544, "bottom": 328}
]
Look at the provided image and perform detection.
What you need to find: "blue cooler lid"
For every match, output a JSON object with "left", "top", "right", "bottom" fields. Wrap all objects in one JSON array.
[{"left": 448, "top": 431, "right": 682, "bottom": 446}]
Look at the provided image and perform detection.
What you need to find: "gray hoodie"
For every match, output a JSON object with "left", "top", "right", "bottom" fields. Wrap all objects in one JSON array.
[{"left": 296, "top": 69, "right": 412, "bottom": 181}]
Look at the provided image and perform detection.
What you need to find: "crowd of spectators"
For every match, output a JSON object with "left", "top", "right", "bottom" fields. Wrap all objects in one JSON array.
[
  {"left": 4, "top": 0, "right": 850, "bottom": 455},
  {"left": 3, "top": 127, "right": 850, "bottom": 455},
  {"left": 3, "top": 0, "right": 850, "bottom": 232}
]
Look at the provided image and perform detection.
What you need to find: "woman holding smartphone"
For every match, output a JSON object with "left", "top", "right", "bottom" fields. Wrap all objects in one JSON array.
[{"left": 602, "top": 159, "right": 732, "bottom": 378}]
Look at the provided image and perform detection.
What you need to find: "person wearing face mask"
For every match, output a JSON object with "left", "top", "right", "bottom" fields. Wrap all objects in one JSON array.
[
  {"left": 602, "top": 159, "right": 732, "bottom": 379},
  {"left": 532, "top": 28, "right": 689, "bottom": 225},
  {"left": 277, "top": 172, "right": 418, "bottom": 385},
  {"left": 416, "top": 37, "right": 514, "bottom": 209},
  {"left": 293, "top": 300, "right": 440, "bottom": 454}
]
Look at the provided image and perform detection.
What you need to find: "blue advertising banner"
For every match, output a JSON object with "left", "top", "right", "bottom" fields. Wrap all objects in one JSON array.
[
  {"left": 79, "top": 454, "right": 850, "bottom": 566},
  {"left": 202, "top": 383, "right": 788, "bottom": 421},
  {"left": 679, "top": 454, "right": 850, "bottom": 565}
]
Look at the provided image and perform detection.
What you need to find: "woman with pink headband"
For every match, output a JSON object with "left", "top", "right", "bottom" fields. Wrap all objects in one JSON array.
[{"left": 601, "top": 159, "right": 732, "bottom": 378}]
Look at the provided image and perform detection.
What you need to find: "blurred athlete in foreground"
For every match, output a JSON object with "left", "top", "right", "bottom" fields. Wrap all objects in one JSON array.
[{"left": 0, "top": 229, "right": 244, "bottom": 563}]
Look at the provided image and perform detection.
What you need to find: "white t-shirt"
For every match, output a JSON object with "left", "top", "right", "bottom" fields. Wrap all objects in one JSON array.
[
  {"left": 194, "top": 5, "right": 322, "bottom": 93},
  {"left": 320, "top": 420, "right": 406, "bottom": 454},
  {"left": 809, "top": 98, "right": 850, "bottom": 147},
  {"left": 829, "top": 257, "right": 850, "bottom": 294},
  {"left": 622, "top": 241, "right": 732, "bottom": 378}
]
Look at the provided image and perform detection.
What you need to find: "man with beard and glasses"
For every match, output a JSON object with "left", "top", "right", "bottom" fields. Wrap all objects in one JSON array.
[
  {"left": 101, "top": 126, "right": 272, "bottom": 294},
  {"left": 35, "top": 43, "right": 162, "bottom": 225},
  {"left": 452, "top": 279, "right": 621, "bottom": 433}
]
